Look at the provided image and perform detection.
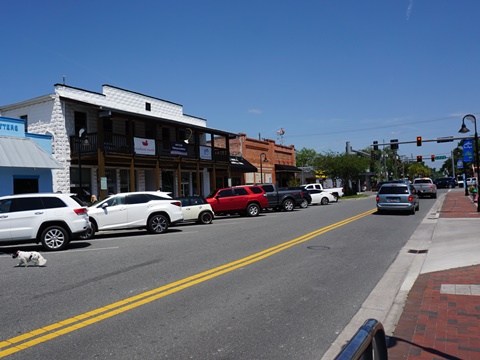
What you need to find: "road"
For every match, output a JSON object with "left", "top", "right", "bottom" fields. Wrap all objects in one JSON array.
[{"left": 0, "top": 193, "right": 441, "bottom": 359}]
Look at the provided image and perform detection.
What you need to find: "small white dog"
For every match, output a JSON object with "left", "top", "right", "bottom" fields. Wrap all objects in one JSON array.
[{"left": 12, "top": 251, "right": 47, "bottom": 267}]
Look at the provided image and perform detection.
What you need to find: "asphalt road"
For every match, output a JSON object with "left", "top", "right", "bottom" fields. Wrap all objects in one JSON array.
[{"left": 0, "top": 193, "right": 440, "bottom": 359}]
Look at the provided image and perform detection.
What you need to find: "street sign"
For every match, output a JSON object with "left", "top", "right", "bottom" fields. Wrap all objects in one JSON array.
[{"left": 435, "top": 155, "right": 447, "bottom": 160}]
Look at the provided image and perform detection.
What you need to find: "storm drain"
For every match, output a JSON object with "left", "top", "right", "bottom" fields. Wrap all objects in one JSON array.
[
  {"left": 307, "top": 246, "right": 331, "bottom": 251},
  {"left": 407, "top": 249, "right": 428, "bottom": 254}
]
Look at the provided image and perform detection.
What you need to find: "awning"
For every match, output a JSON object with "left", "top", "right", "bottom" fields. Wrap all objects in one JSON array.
[
  {"left": 230, "top": 157, "right": 258, "bottom": 173},
  {"left": 275, "top": 164, "right": 302, "bottom": 172},
  {"left": 0, "top": 137, "right": 63, "bottom": 169}
]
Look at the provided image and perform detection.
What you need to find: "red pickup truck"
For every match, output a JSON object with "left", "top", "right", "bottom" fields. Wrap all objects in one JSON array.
[{"left": 206, "top": 185, "right": 268, "bottom": 217}]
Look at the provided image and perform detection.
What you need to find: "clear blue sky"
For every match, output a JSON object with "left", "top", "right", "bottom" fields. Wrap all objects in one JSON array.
[{"left": 2, "top": 1, "right": 480, "bottom": 170}]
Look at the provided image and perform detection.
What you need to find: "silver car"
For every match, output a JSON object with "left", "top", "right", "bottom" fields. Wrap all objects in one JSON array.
[{"left": 376, "top": 183, "right": 419, "bottom": 215}]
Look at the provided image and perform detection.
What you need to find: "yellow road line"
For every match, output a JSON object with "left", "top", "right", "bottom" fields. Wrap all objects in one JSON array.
[{"left": 0, "top": 208, "right": 376, "bottom": 357}]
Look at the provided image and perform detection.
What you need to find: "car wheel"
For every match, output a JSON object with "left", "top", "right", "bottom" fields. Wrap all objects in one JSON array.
[
  {"left": 80, "top": 221, "right": 96, "bottom": 240},
  {"left": 147, "top": 214, "right": 168, "bottom": 234},
  {"left": 432, "top": 193, "right": 437, "bottom": 199},
  {"left": 246, "top": 203, "right": 260, "bottom": 217},
  {"left": 198, "top": 211, "right": 213, "bottom": 224},
  {"left": 333, "top": 194, "right": 339, "bottom": 202},
  {"left": 448, "top": 184, "right": 453, "bottom": 189},
  {"left": 41, "top": 225, "right": 69, "bottom": 251},
  {"left": 282, "top": 199, "right": 295, "bottom": 211},
  {"left": 300, "top": 199, "right": 308, "bottom": 208},
  {"left": 410, "top": 205, "right": 416, "bottom": 215},
  {"left": 320, "top": 197, "right": 329, "bottom": 205},
  {"left": 416, "top": 202, "right": 420, "bottom": 211}
]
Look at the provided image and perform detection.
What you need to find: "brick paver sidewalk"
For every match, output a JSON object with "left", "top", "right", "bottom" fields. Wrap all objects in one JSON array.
[{"left": 387, "top": 190, "right": 480, "bottom": 359}]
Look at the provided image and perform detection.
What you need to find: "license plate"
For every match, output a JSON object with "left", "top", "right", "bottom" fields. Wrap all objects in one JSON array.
[{"left": 387, "top": 197, "right": 400, "bottom": 203}]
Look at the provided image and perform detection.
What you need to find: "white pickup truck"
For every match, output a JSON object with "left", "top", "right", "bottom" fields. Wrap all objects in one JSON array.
[
  {"left": 413, "top": 177, "right": 437, "bottom": 198},
  {"left": 302, "top": 183, "right": 344, "bottom": 202}
]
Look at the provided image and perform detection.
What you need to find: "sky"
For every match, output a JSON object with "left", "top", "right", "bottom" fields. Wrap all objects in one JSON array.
[{"left": 2, "top": 0, "right": 480, "bottom": 171}]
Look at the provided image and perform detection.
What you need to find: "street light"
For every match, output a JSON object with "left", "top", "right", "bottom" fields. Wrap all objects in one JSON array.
[
  {"left": 459, "top": 114, "right": 480, "bottom": 212},
  {"left": 78, "top": 128, "right": 90, "bottom": 202},
  {"left": 259, "top": 153, "right": 268, "bottom": 184}
]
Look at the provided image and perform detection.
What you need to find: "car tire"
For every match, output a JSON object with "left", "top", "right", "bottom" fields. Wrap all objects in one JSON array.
[
  {"left": 432, "top": 193, "right": 437, "bottom": 199},
  {"left": 320, "top": 197, "right": 329, "bottom": 205},
  {"left": 410, "top": 205, "right": 416, "bottom": 215},
  {"left": 282, "top": 199, "right": 295, "bottom": 211},
  {"left": 40, "top": 225, "right": 69, "bottom": 251},
  {"left": 416, "top": 202, "right": 420, "bottom": 211},
  {"left": 246, "top": 203, "right": 260, "bottom": 217},
  {"left": 80, "top": 221, "right": 96, "bottom": 240},
  {"left": 333, "top": 194, "right": 339, "bottom": 202},
  {"left": 147, "top": 214, "right": 168, "bottom": 234},
  {"left": 198, "top": 211, "right": 213, "bottom": 224},
  {"left": 300, "top": 199, "right": 308, "bottom": 208}
]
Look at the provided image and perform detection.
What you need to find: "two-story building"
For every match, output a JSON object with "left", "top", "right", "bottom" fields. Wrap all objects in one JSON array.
[{"left": 0, "top": 84, "right": 237, "bottom": 200}]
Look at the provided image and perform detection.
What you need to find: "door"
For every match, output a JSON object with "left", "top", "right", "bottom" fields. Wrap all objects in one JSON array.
[{"left": 95, "top": 195, "right": 128, "bottom": 230}]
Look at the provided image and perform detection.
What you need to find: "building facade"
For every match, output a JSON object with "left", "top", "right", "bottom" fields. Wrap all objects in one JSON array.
[
  {"left": 0, "top": 116, "right": 61, "bottom": 196},
  {"left": 0, "top": 84, "right": 236, "bottom": 201},
  {"left": 222, "top": 133, "right": 300, "bottom": 187}
]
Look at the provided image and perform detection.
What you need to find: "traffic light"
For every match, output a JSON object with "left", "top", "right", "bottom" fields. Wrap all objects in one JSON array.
[
  {"left": 390, "top": 139, "right": 398, "bottom": 150},
  {"left": 416, "top": 136, "right": 422, "bottom": 146},
  {"left": 431, "top": 155, "right": 435, "bottom": 162},
  {"left": 373, "top": 141, "right": 378, "bottom": 151},
  {"left": 417, "top": 155, "right": 422, "bottom": 162}
]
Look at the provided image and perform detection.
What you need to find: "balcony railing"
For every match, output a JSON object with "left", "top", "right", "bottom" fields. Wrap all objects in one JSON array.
[{"left": 70, "top": 133, "right": 229, "bottom": 162}]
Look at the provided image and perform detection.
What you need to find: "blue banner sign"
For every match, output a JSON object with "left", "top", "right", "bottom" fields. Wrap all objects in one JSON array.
[{"left": 463, "top": 139, "right": 473, "bottom": 163}]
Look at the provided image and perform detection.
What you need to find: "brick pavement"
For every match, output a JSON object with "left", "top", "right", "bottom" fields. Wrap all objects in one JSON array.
[{"left": 387, "top": 191, "right": 480, "bottom": 360}]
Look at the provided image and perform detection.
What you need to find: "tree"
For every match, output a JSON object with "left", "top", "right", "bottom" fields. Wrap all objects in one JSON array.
[{"left": 316, "top": 151, "right": 370, "bottom": 195}]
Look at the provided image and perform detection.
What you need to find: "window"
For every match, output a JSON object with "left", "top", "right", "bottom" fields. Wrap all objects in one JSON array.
[
  {"left": 234, "top": 188, "right": 248, "bottom": 195},
  {"left": 0, "top": 199, "right": 12, "bottom": 214},
  {"left": 249, "top": 187, "right": 263, "bottom": 194},
  {"left": 145, "top": 102, "right": 151, "bottom": 111},
  {"left": 126, "top": 194, "right": 150, "bottom": 204},
  {"left": 10, "top": 197, "right": 44, "bottom": 212},
  {"left": 145, "top": 194, "right": 170, "bottom": 201},
  {"left": 218, "top": 189, "right": 234, "bottom": 197},
  {"left": 261, "top": 185, "right": 275, "bottom": 192},
  {"left": 42, "top": 197, "right": 67, "bottom": 209}
]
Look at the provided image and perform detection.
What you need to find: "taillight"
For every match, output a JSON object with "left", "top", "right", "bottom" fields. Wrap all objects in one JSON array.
[
  {"left": 408, "top": 196, "right": 413, "bottom": 201},
  {"left": 376, "top": 196, "right": 379, "bottom": 201},
  {"left": 74, "top": 208, "right": 88, "bottom": 215},
  {"left": 171, "top": 201, "right": 182, "bottom": 207}
]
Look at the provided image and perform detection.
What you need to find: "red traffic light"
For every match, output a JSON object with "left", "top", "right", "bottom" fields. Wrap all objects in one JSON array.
[
  {"left": 417, "top": 155, "right": 422, "bottom": 162},
  {"left": 431, "top": 155, "right": 435, "bottom": 162},
  {"left": 416, "top": 136, "right": 422, "bottom": 146}
]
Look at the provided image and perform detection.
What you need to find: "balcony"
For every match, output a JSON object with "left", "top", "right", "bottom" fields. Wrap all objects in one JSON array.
[{"left": 70, "top": 133, "right": 229, "bottom": 162}]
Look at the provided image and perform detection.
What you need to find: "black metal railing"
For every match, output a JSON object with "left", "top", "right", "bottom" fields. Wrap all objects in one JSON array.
[
  {"left": 70, "top": 133, "right": 229, "bottom": 162},
  {"left": 334, "top": 319, "right": 388, "bottom": 360}
]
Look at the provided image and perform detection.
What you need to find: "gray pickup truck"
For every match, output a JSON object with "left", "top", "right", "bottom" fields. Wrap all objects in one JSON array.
[
  {"left": 413, "top": 177, "right": 437, "bottom": 198},
  {"left": 250, "top": 184, "right": 304, "bottom": 211}
]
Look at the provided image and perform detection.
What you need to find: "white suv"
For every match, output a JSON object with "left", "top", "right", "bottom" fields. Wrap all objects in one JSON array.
[
  {"left": 81, "top": 191, "right": 183, "bottom": 239},
  {"left": 0, "top": 193, "right": 90, "bottom": 251}
]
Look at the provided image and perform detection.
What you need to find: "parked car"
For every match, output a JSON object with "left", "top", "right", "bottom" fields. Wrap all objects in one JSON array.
[
  {"left": 302, "top": 183, "right": 344, "bottom": 202},
  {"left": 433, "top": 177, "right": 457, "bottom": 189},
  {"left": 249, "top": 184, "right": 304, "bottom": 211},
  {"left": 413, "top": 177, "right": 437, "bottom": 198},
  {"left": 466, "top": 177, "right": 478, "bottom": 187},
  {"left": 280, "top": 186, "right": 312, "bottom": 208},
  {"left": 175, "top": 196, "right": 214, "bottom": 224},
  {"left": 376, "top": 183, "right": 419, "bottom": 215},
  {"left": 206, "top": 186, "right": 268, "bottom": 217},
  {"left": 307, "top": 189, "right": 336, "bottom": 205},
  {"left": 81, "top": 191, "right": 183, "bottom": 239},
  {"left": 0, "top": 193, "right": 90, "bottom": 251}
]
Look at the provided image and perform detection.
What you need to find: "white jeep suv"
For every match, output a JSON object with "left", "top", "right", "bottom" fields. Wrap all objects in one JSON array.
[
  {"left": 81, "top": 191, "right": 183, "bottom": 239},
  {"left": 0, "top": 193, "right": 90, "bottom": 251}
]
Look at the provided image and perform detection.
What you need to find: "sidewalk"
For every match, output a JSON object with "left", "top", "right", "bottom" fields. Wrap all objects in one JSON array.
[{"left": 388, "top": 190, "right": 480, "bottom": 359}]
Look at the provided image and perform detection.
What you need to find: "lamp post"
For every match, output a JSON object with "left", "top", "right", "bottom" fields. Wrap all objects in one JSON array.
[
  {"left": 259, "top": 153, "right": 268, "bottom": 184},
  {"left": 78, "top": 128, "right": 89, "bottom": 202},
  {"left": 459, "top": 114, "right": 480, "bottom": 212}
]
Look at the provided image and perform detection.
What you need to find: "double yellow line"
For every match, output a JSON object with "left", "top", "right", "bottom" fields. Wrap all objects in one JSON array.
[{"left": 0, "top": 208, "right": 375, "bottom": 357}]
